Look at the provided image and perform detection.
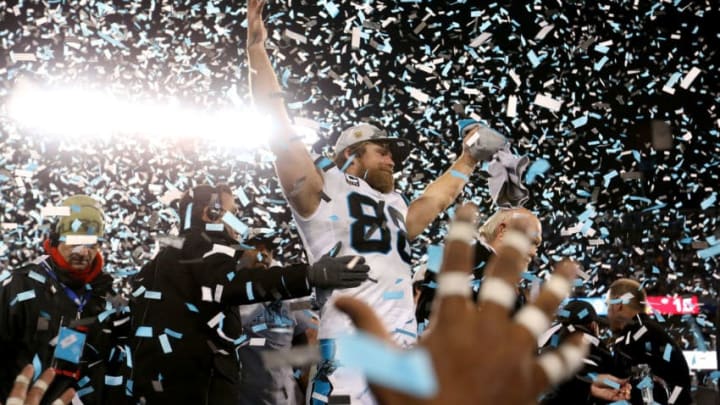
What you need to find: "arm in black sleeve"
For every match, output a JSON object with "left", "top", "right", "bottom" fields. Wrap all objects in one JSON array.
[{"left": 221, "top": 263, "right": 312, "bottom": 305}]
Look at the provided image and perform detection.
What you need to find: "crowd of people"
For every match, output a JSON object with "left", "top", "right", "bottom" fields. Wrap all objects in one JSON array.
[{"left": 1, "top": 0, "right": 718, "bottom": 405}]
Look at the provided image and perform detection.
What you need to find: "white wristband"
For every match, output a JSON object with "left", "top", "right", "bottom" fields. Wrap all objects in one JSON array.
[
  {"left": 479, "top": 277, "right": 517, "bottom": 309},
  {"left": 436, "top": 273, "right": 471, "bottom": 298},
  {"left": 52, "top": 400, "right": 67, "bottom": 405},
  {"left": 501, "top": 230, "right": 532, "bottom": 254},
  {"left": 446, "top": 221, "right": 476, "bottom": 243},
  {"left": 6, "top": 398, "right": 24, "bottom": 405},
  {"left": 537, "top": 352, "right": 565, "bottom": 385},
  {"left": 14, "top": 374, "right": 30, "bottom": 386},
  {"left": 558, "top": 343, "right": 587, "bottom": 379},
  {"left": 544, "top": 276, "right": 572, "bottom": 300},
  {"left": 33, "top": 379, "right": 49, "bottom": 393},
  {"left": 514, "top": 305, "right": 551, "bottom": 339}
]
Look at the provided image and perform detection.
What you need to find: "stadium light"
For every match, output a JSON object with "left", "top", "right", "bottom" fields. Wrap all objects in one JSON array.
[{"left": 6, "top": 83, "right": 318, "bottom": 149}]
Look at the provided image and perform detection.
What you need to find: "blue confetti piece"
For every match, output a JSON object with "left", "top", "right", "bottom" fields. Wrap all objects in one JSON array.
[
  {"left": 71, "top": 204, "right": 81, "bottom": 213},
  {"left": 594, "top": 56, "right": 609, "bottom": 71},
  {"left": 450, "top": 170, "right": 469, "bottom": 182},
  {"left": 700, "top": 193, "right": 716, "bottom": 210},
  {"left": 383, "top": 291, "right": 404, "bottom": 300},
  {"left": 572, "top": 116, "right": 588, "bottom": 128},
  {"left": 184, "top": 203, "right": 193, "bottom": 230},
  {"left": 164, "top": 328, "right": 183, "bottom": 339},
  {"left": 135, "top": 326, "right": 153, "bottom": 338},
  {"left": 577, "top": 308, "right": 588, "bottom": 319},
  {"left": 17, "top": 289, "right": 36, "bottom": 302},
  {"left": 663, "top": 343, "right": 672, "bottom": 361},
  {"left": 697, "top": 244, "right": 720, "bottom": 259},
  {"left": 222, "top": 212, "right": 249, "bottom": 237},
  {"left": 557, "top": 309, "right": 571, "bottom": 318},
  {"left": 76, "top": 386, "right": 95, "bottom": 397},
  {"left": 226, "top": 272, "right": 235, "bottom": 282},
  {"left": 234, "top": 334, "right": 248, "bottom": 345},
  {"left": 78, "top": 376, "right": 91, "bottom": 388},
  {"left": 54, "top": 327, "right": 86, "bottom": 364},
  {"left": 159, "top": 334, "right": 172, "bottom": 354},
  {"left": 426, "top": 244, "right": 443, "bottom": 273},
  {"left": 329, "top": 215, "right": 339, "bottom": 221},
  {"left": 71, "top": 218, "right": 82, "bottom": 232},
  {"left": 131, "top": 286, "right": 146, "bottom": 297},
  {"left": 205, "top": 223, "right": 224, "bottom": 232},
  {"left": 252, "top": 323, "right": 268, "bottom": 333},
  {"left": 0, "top": 270, "right": 10, "bottom": 282},
  {"left": 637, "top": 375, "right": 653, "bottom": 389},
  {"left": 602, "top": 378, "right": 621, "bottom": 390},
  {"left": 246, "top": 282, "right": 254, "bottom": 301},
  {"left": 340, "top": 154, "right": 356, "bottom": 172},
  {"left": 314, "top": 157, "right": 334, "bottom": 170},
  {"left": 144, "top": 291, "right": 162, "bottom": 300},
  {"left": 525, "top": 159, "right": 551, "bottom": 184},
  {"left": 27, "top": 270, "right": 46, "bottom": 284},
  {"left": 336, "top": 331, "right": 437, "bottom": 397},
  {"left": 32, "top": 354, "right": 42, "bottom": 381},
  {"left": 105, "top": 375, "right": 123, "bottom": 386},
  {"left": 235, "top": 188, "right": 250, "bottom": 207}
]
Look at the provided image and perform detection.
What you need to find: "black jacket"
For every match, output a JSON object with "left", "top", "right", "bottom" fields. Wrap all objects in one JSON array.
[
  {"left": 540, "top": 325, "right": 615, "bottom": 405},
  {"left": 611, "top": 314, "right": 693, "bottom": 405},
  {"left": 128, "top": 229, "right": 313, "bottom": 405},
  {"left": 0, "top": 256, "right": 126, "bottom": 405}
]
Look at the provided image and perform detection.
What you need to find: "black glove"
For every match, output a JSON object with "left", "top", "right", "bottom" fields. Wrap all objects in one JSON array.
[{"left": 307, "top": 255, "right": 370, "bottom": 289}]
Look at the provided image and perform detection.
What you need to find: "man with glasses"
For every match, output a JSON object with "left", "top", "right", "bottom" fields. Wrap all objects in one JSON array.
[
  {"left": 128, "top": 184, "right": 370, "bottom": 405},
  {"left": 0, "top": 194, "right": 125, "bottom": 404}
]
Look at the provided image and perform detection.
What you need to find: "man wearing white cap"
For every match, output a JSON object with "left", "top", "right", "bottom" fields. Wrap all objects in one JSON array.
[{"left": 246, "top": 1, "right": 507, "bottom": 403}]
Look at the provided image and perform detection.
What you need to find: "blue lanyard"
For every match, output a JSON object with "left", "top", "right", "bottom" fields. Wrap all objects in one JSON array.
[{"left": 39, "top": 259, "right": 93, "bottom": 314}]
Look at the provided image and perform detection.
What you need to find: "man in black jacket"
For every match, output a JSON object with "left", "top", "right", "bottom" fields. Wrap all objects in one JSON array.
[
  {"left": 540, "top": 298, "right": 628, "bottom": 404},
  {"left": 128, "top": 184, "right": 369, "bottom": 405},
  {"left": 0, "top": 195, "right": 127, "bottom": 405},
  {"left": 415, "top": 207, "right": 541, "bottom": 326},
  {"left": 607, "top": 278, "right": 693, "bottom": 405}
]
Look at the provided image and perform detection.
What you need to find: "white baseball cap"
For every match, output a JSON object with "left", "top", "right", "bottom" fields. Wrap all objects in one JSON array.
[{"left": 334, "top": 123, "right": 414, "bottom": 170}]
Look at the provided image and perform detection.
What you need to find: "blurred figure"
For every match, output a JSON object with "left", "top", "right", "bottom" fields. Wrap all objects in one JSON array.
[
  {"left": 128, "top": 184, "right": 368, "bottom": 405},
  {"left": 540, "top": 297, "right": 627, "bottom": 404},
  {"left": 607, "top": 278, "right": 692, "bottom": 405},
  {"left": 236, "top": 237, "right": 317, "bottom": 405},
  {"left": 0, "top": 195, "right": 126, "bottom": 405},
  {"left": 415, "top": 207, "right": 542, "bottom": 326}
]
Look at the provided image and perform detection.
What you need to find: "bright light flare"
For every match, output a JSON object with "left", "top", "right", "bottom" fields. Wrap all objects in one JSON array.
[{"left": 6, "top": 83, "right": 319, "bottom": 149}]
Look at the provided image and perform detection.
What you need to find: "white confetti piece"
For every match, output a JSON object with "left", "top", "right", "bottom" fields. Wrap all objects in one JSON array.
[
  {"left": 679, "top": 67, "right": 701, "bottom": 89},
  {"left": 533, "top": 94, "right": 563, "bottom": 112}
]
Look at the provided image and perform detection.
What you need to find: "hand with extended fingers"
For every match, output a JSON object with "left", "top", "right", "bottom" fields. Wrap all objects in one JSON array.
[
  {"left": 3, "top": 365, "right": 75, "bottom": 405},
  {"left": 335, "top": 203, "right": 588, "bottom": 405}
]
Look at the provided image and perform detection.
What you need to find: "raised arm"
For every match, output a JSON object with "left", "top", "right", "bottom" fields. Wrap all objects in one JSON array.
[
  {"left": 405, "top": 136, "right": 478, "bottom": 239},
  {"left": 246, "top": 0, "right": 323, "bottom": 218}
]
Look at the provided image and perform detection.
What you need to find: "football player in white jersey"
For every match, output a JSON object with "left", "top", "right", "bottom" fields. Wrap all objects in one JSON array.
[{"left": 246, "top": 1, "right": 506, "bottom": 403}]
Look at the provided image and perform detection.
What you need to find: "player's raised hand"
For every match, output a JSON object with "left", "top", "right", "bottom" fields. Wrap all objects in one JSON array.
[
  {"left": 247, "top": 0, "right": 268, "bottom": 49},
  {"left": 335, "top": 203, "right": 587, "bottom": 405}
]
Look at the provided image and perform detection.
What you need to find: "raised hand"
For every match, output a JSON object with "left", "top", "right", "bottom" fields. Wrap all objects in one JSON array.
[
  {"left": 335, "top": 203, "right": 588, "bottom": 405},
  {"left": 247, "top": 0, "right": 268, "bottom": 49}
]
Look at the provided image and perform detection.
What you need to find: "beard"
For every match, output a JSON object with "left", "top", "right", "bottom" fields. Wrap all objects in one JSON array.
[{"left": 364, "top": 168, "right": 395, "bottom": 193}]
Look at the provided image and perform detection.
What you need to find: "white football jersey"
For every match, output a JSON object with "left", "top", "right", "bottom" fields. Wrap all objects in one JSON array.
[{"left": 291, "top": 157, "right": 417, "bottom": 344}]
